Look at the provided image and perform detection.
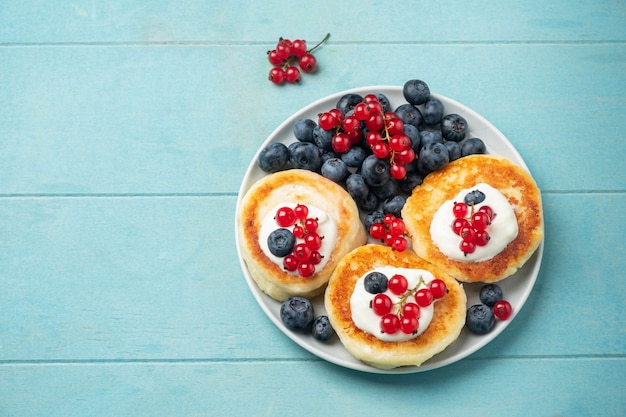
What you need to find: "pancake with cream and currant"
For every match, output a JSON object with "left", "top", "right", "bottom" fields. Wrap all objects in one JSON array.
[
  {"left": 324, "top": 244, "right": 466, "bottom": 370},
  {"left": 402, "top": 154, "right": 544, "bottom": 283},
  {"left": 237, "top": 169, "right": 367, "bottom": 302}
]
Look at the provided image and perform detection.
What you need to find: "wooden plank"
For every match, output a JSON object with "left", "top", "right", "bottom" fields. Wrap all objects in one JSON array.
[
  {"left": 1, "top": 0, "right": 625, "bottom": 44},
  {"left": 0, "top": 358, "right": 624, "bottom": 416},
  {"left": 1, "top": 44, "right": 625, "bottom": 195},
  {"left": 1, "top": 193, "right": 624, "bottom": 361}
]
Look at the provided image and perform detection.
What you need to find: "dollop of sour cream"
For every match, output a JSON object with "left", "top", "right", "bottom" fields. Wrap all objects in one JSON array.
[
  {"left": 258, "top": 202, "right": 338, "bottom": 274},
  {"left": 430, "top": 183, "right": 518, "bottom": 262},
  {"left": 350, "top": 266, "right": 436, "bottom": 342}
]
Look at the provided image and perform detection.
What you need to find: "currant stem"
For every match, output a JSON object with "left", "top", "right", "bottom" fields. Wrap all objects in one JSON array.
[
  {"left": 307, "top": 33, "right": 331, "bottom": 54},
  {"left": 395, "top": 276, "right": 427, "bottom": 315}
]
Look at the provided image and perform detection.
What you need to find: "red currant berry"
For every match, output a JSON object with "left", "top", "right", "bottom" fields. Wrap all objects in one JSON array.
[
  {"left": 298, "top": 262, "right": 315, "bottom": 277},
  {"left": 459, "top": 225, "right": 476, "bottom": 242},
  {"left": 389, "top": 163, "right": 407, "bottom": 180},
  {"left": 293, "top": 243, "right": 312, "bottom": 261},
  {"left": 275, "top": 207, "right": 296, "bottom": 227},
  {"left": 385, "top": 116, "right": 404, "bottom": 136},
  {"left": 452, "top": 202, "right": 469, "bottom": 219},
  {"left": 353, "top": 102, "right": 371, "bottom": 121},
  {"left": 304, "top": 233, "right": 322, "bottom": 251},
  {"left": 473, "top": 230, "right": 491, "bottom": 246},
  {"left": 380, "top": 314, "right": 401, "bottom": 334},
  {"left": 292, "top": 225, "right": 305, "bottom": 238},
  {"left": 304, "top": 218, "right": 318, "bottom": 233},
  {"left": 402, "top": 302, "right": 421, "bottom": 319},
  {"left": 383, "top": 213, "right": 396, "bottom": 225},
  {"left": 365, "top": 113, "right": 384, "bottom": 131},
  {"left": 372, "top": 294, "right": 393, "bottom": 316},
  {"left": 342, "top": 115, "right": 361, "bottom": 135},
  {"left": 493, "top": 300, "right": 513, "bottom": 320},
  {"left": 363, "top": 94, "right": 379, "bottom": 104},
  {"left": 331, "top": 133, "right": 352, "bottom": 153},
  {"left": 298, "top": 53, "right": 317, "bottom": 72},
  {"left": 328, "top": 108, "right": 344, "bottom": 123},
  {"left": 369, "top": 223, "right": 386, "bottom": 240},
  {"left": 309, "top": 251, "right": 322, "bottom": 265},
  {"left": 294, "top": 204, "right": 308, "bottom": 220},
  {"left": 268, "top": 67, "right": 286, "bottom": 85},
  {"left": 392, "top": 236, "right": 408, "bottom": 252},
  {"left": 283, "top": 254, "right": 299, "bottom": 271},
  {"left": 285, "top": 66, "right": 301, "bottom": 83},
  {"left": 267, "top": 49, "right": 284, "bottom": 66},
  {"left": 372, "top": 141, "right": 390, "bottom": 159},
  {"left": 366, "top": 131, "right": 383, "bottom": 146},
  {"left": 460, "top": 240, "right": 476, "bottom": 255},
  {"left": 452, "top": 217, "right": 471, "bottom": 235},
  {"left": 318, "top": 112, "right": 338, "bottom": 130},
  {"left": 400, "top": 315, "right": 419, "bottom": 334},
  {"left": 395, "top": 148, "right": 415, "bottom": 165},
  {"left": 415, "top": 288, "right": 434, "bottom": 307},
  {"left": 384, "top": 233, "right": 395, "bottom": 247},
  {"left": 275, "top": 39, "right": 292, "bottom": 60},
  {"left": 479, "top": 205, "right": 495, "bottom": 221},
  {"left": 471, "top": 211, "right": 491, "bottom": 231},
  {"left": 388, "top": 274, "right": 408, "bottom": 295},
  {"left": 429, "top": 279, "right": 448, "bottom": 299},
  {"left": 291, "top": 39, "right": 308, "bottom": 57},
  {"left": 389, "top": 218, "right": 405, "bottom": 236}
]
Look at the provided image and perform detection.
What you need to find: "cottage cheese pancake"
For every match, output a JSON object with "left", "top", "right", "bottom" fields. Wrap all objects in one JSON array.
[
  {"left": 402, "top": 154, "right": 544, "bottom": 283},
  {"left": 237, "top": 169, "right": 367, "bottom": 301}
]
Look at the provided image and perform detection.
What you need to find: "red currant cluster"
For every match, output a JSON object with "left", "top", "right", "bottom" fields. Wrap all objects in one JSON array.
[
  {"left": 318, "top": 94, "right": 415, "bottom": 180},
  {"left": 371, "top": 275, "right": 447, "bottom": 335},
  {"left": 274, "top": 204, "right": 323, "bottom": 277},
  {"left": 267, "top": 33, "right": 330, "bottom": 85},
  {"left": 451, "top": 202, "right": 496, "bottom": 255},
  {"left": 369, "top": 213, "right": 409, "bottom": 252}
]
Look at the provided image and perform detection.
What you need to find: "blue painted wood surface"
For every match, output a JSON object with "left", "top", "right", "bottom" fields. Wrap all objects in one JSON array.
[{"left": 1, "top": 1, "right": 625, "bottom": 416}]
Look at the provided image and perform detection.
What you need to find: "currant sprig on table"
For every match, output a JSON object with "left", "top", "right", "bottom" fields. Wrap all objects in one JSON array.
[{"left": 267, "top": 33, "right": 331, "bottom": 85}]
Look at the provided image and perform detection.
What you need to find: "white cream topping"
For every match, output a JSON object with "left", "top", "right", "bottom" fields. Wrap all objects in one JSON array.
[
  {"left": 430, "top": 183, "right": 518, "bottom": 262},
  {"left": 258, "top": 202, "right": 338, "bottom": 274},
  {"left": 350, "top": 266, "right": 435, "bottom": 342}
]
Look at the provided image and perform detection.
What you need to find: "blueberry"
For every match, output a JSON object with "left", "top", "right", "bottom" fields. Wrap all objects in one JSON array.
[
  {"left": 418, "top": 142, "right": 449, "bottom": 173},
  {"left": 419, "top": 129, "right": 444, "bottom": 147},
  {"left": 399, "top": 171, "right": 423, "bottom": 194},
  {"left": 258, "top": 143, "right": 289, "bottom": 173},
  {"left": 394, "top": 103, "right": 423, "bottom": 129},
  {"left": 441, "top": 114, "right": 468, "bottom": 142},
  {"left": 461, "top": 137, "right": 487, "bottom": 156},
  {"left": 356, "top": 191, "right": 379, "bottom": 212},
  {"left": 382, "top": 195, "right": 406, "bottom": 218},
  {"left": 403, "top": 79, "right": 430, "bottom": 105},
  {"left": 375, "top": 93, "right": 391, "bottom": 112},
  {"left": 280, "top": 297, "right": 315, "bottom": 330},
  {"left": 311, "top": 316, "right": 335, "bottom": 341},
  {"left": 289, "top": 142, "right": 323, "bottom": 172},
  {"left": 466, "top": 304, "right": 495, "bottom": 334},
  {"left": 321, "top": 157, "right": 349, "bottom": 183},
  {"left": 320, "top": 149, "right": 336, "bottom": 164},
  {"left": 479, "top": 284, "right": 504, "bottom": 307},
  {"left": 361, "top": 155, "right": 391, "bottom": 187},
  {"left": 464, "top": 190, "right": 486, "bottom": 206},
  {"left": 363, "top": 271, "right": 389, "bottom": 294},
  {"left": 372, "top": 178, "right": 398, "bottom": 200},
  {"left": 312, "top": 125, "right": 334, "bottom": 151},
  {"left": 336, "top": 93, "right": 363, "bottom": 115},
  {"left": 364, "top": 210, "right": 385, "bottom": 232},
  {"left": 341, "top": 146, "right": 367, "bottom": 168},
  {"left": 422, "top": 97, "right": 445, "bottom": 125},
  {"left": 403, "top": 124, "right": 420, "bottom": 152},
  {"left": 444, "top": 140, "right": 462, "bottom": 162},
  {"left": 267, "top": 228, "right": 296, "bottom": 257},
  {"left": 346, "top": 173, "right": 369, "bottom": 200},
  {"left": 293, "top": 118, "right": 317, "bottom": 143}
]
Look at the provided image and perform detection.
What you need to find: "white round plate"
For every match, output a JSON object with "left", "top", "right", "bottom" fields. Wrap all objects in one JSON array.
[{"left": 235, "top": 85, "right": 544, "bottom": 374}]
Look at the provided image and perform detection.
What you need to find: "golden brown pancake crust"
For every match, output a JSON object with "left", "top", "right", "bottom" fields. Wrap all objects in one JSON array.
[
  {"left": 324, "top": 244, "right": 466, "bottom": 369},
  {"left": 402, "top": 154, "right": 544, "bottom": 283},
  {"left": 237, "top": 169, "right": 366, "bottom": 301}
]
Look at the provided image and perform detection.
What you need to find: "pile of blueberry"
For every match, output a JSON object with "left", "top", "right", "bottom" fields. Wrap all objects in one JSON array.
[
  {"left": 257, "top": 79, "right": 487, "bottom": 231},
  {"left": 280, "top": 296, "right": 335, "bottom": 341},
  {"left": 466, "top": 283, "right": 513, "bottom": 334}
]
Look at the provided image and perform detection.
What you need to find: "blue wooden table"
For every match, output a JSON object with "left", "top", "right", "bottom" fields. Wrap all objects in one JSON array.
[{"left": 1, "top": 1, "right": 625, "bottom": 416}]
